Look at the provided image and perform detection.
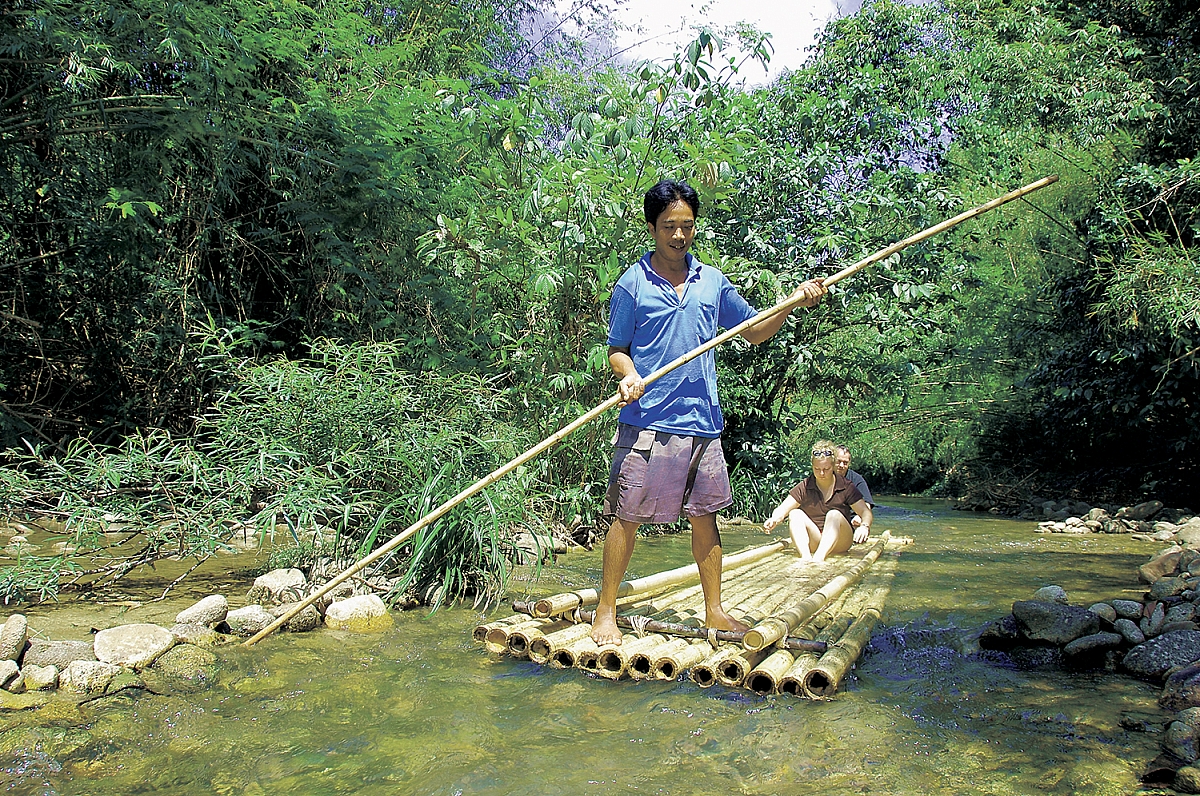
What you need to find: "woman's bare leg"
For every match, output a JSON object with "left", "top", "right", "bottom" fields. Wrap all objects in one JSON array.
[
  {"left": 812, "top": 511, "right": 854, "bottom": 563},
  {"left": 788, "top": 509, "right": 821, "bottom": 560}
]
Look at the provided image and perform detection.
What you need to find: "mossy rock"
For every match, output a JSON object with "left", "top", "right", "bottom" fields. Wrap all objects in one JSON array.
[
  {"left": 0, "top": 725, "right": 90, "bottom": 758},
  {"left": 142, "top": 644, "right": 218, "bottom": 694}
]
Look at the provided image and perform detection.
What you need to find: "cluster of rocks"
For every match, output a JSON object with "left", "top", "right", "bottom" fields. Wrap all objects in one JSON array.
[
  {"left": 0, "top": 568, "right": 394, "bottom": 704},
  {"left": 1031, "top": 499, "right": 1197, "bottom": 538},
  {"left": 978, "top": 543, "right": 1200, "bottom": 792}
]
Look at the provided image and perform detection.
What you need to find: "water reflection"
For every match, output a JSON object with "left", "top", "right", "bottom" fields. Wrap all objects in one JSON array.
[{"left": 0, "top": 497, "right": 1175, "bottom": 795}]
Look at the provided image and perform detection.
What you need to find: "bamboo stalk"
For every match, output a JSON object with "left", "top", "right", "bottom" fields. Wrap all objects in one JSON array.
[
  {"left": 803, "top": 568, "right": 896, "bottom": 699},
  {"left": 473, "top": 613, "right": 531, "bottom": 643},
  {"left": 653, "top": 639, "right": 712, "bottom": 680},
  {"left": 508, "top": 619, "right": 573, "bottom": 659},
  {"left": 745, "top": 648, "right": 796, "bottom": 695},
  {"left": 484, "top": 616, "right": 544, "bottom": 654},
  {"left": 742, "top": 536, "right": 888, "bottom": 651},
  {"left": 597, "top": 633, "right": 670, "bottom": 680},
  {"left": 716, "top": 647, "right": 773, "bottom": 688},
  {"left": 246, "top": 176, "right": 1055, "bottom": 647},
  {"left": 689, "top": 646, "right": 748, "bottom": 688},
  {"left": 529, "top": 622, "right": 593, "bottom": 664},
  {"left": 532, "top": 540, "right": 786, "bottom": 617},
  {"left": 629, "top": 637, "right": 691, "bottom": 680},
  {"left": 549, "top": 633, "right": 599, "bottom": 669},
  {"left": 778, "top": 614, "right": 856, "bottom": 697}
]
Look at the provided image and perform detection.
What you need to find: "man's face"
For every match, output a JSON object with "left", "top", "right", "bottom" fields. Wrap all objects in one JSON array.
[
  {"left": 648, "top": 201, "right": 696, "bottom": 266},
  {"left": 834, "top": 451, "right": 851, "bottom": 477}
]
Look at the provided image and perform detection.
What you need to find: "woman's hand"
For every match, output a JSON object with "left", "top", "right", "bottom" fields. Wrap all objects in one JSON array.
[
  {"left": 763, "top": 516, "right": 779, "bottom": 532},
  {"left": 853, "top": 524, "right": 870, "bottom": 544}
]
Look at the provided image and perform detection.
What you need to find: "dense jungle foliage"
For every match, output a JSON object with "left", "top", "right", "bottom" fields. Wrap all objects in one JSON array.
[{"left": 0, "top": 0, "right": 1196, "bottom": 604}]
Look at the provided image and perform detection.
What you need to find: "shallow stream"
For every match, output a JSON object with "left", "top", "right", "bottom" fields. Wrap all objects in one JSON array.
[{"left": 0, "top": 498, "right": 1174, "bottom": 795}]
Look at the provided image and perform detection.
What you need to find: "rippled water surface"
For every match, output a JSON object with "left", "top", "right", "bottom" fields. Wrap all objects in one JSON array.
[{"left": 0, "top": 498, "right": 1174, "bottom": 795}]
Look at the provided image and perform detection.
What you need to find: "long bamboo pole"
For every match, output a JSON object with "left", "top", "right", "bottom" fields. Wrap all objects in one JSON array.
[{"left": 244, "top": 174, "right": 1058, "bottom": 647}]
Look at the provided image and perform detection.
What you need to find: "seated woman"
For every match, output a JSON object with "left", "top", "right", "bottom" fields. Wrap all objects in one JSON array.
[{"left": 762, "top": 440, "right": 874, "bottom": 563}]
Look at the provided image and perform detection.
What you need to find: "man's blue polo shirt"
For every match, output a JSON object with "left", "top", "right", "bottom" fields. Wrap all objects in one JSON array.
[{"left": 607, "top": 252, "right": 757, "bottom": 438}]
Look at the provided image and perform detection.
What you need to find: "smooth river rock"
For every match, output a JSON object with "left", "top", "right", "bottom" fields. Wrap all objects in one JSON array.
[
  {"left": 175, "top": 595, "right": 228, "bottom": 627},
  {"left": 20, "top": 665, "right": 57, "bottom": 692},
  {"left": 1152, "top": 577, "right": 1190, "bottom": 601},
  {"left": 59, "top": 660, "right": 123, "bottom": 696},
  {"left": 1113, "top": 599, "right": 1144, "bottom": 620},
  {"left": 223, "top": 605, "right": 274, "bottom": 638},
  {"left": 247, "top": 569, "right": 308, "bottom": 606},
  {"left": 1123, "top": 630, "right": 1200, "bottom": 680},
  {"left": 1142, "top": 548, "right": 1184, "bottom": 585},
  {"left": 1115, "top": 618, "right": 1146, "bottom": 646},
  {"left": 0, "top": 615, "right": 28, "bottom": 661},
  {"left": 148, "top": 644, "right": 217, "bottom": 683},
  {"left": 1179, "top": 518, "right": 1200, "bottom": 549},
  {"left": 324, "top": 594, "right": 394, "bottom": 632},
  {"left": 1164, "top": 662, "right": 1200, "bottom": 712},
  {"left": 93, "top": 624, "right": 176, "bottom": 671},
  {"left": 1012, "top": 600, "right": 1100, "bottom": 645},
  {"left": 22, "top": 639, "right": 96, "bottom": 669}
]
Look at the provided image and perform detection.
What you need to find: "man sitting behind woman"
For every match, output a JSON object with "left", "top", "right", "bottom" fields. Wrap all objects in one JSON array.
[{"left": 762, "top": 439, "right": 874, "bottom": 563}]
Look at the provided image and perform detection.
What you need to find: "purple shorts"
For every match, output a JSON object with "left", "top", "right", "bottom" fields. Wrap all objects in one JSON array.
[{"left": 602, "top": 423, "right": 734, "bottom": 524}]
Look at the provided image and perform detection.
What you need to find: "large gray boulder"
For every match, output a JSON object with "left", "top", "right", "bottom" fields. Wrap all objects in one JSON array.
[
  {"left": 0, "top": 615, "right": 28, "bottom": 661},
  {"left": 94, "top": 624, "right": 176, "bottom": 671},
  {"left": 1179, "top": 518, "right": 1200, "bottom": 549},
  {"left": 247, "top": 569, "right": 308, "bottom": 606},
  {"left": 175, "top": 595, "right": 228, "bottom": 627},
  {"left": 1123, "top": 630, "right": 1200, "bottom": 680},
  {"left": 1012, "top": 600, "right": 1100, "bottom": 645},
  {"left": 59, "top": 660, "right": 123, "bottom": 696},
  {"left": 22, "top": 639, "right": 96, "bottom": 669},
  {"left": 223, "top": 605, "right": 274, "bottom": 638},
  {"left": 324, "top": 594, "right": 393, "bottom": 632},
  {"left": 1163, "top": 662, "right": 1200, "bottom": 712},
  {"left": 1120, "top": 500, "right": 1165, "bottom": 521}
]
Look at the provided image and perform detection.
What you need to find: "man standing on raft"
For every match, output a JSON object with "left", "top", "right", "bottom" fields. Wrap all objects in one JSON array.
[{"left": 591, "top": 179, "right": 827, "bottom": 646}]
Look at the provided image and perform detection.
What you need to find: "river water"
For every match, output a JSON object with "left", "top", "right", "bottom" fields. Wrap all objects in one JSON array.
[{"left": 0, "top": 498, "right": 1172, "bottom": 795}]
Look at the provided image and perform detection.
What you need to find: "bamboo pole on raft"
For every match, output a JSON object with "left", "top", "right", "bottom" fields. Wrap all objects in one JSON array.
[
  {"left": 244, "top": 174, "right": 1059, "bottom": 648},
  {"left": 741, "top": 534, "right": 889, "bottom": 651},
  {"left": 802, "top": 563, "right": 897, "bottom": 699}
]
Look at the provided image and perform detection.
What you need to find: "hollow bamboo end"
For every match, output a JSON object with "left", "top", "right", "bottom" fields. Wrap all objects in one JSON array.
[
  {"left": 803, "top": 669, "right": 836, "bottom": 699},
  {"left": 746, "top": 672, "right": 778, "bottom": 695},
  {"left": 690, "top": 665, "right": 717, "bottom": 687}
]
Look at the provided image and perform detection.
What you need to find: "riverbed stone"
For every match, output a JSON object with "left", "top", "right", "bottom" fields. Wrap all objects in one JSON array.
[
  {"left": 1144, "top": 602, "right": 1168, "bottom": 637},
  {"left": 175, "top": 595, "right": 228, "bottom": 627},
  {"left": 1142, "top": 548, "right": 1184, "bottom": 584},
  {"left": 1012, "top": 600, "right": 1100, "bottom": 645},
  {"left": 223, "top": 605, "right": 274, "bottom": 638},
  {"left": 1179, "top": 518, "right": 1200, "bottom": 549},
  {"left": 22, "top": 639, "right": 96, "bottom": 669},
  {"left": 1163, "top": 663, "right": 1200, "bottom": 712},
  {"left": 978, "top": 614, "right": 1022, "bottom": 650},
  {"left": 1153, "top": 577, "right": 1191, "bottom": 601},
  {"left": 270, "top": 603, "right": 322, "bottom": 633},
  {"left": 59, "top": 660, "right": 122, "bottom": 696},
  {"left": 0, "top": 615, "right": 27, "bottom": 662},
  {"left": 94, "top": 624, "right": 176, "bottom": 671},
  {"left": 20, "top": 665, "right": 56, "bottom": 692},
  {"left": 1088, "top": 602, "right": 1118, "bottom": 623},
  {"left": 1034, "top": 585, "right": 1069, "bottom": 604},
  {"left": 169, "top": 622, "right": 226, "bottom": 647},
  {"left": 1063, "top": 631, "right": 1123, "bottom": 665},
  {"left": 1116, "top": 618, "right": 1147, "bottom": 645},
  {"left": 1121, "top": 501, "right": 1166, "bottom": 521},
  {"left": 1165, "top": 710, "right": 1200, "bottom": 763},
  {"left": 0, "top": 661, "right": 18, "bottom": 692},
  {"left": 1170, "top": 603, "right": 1200, "bottom": 624},
  {"left": 146, "top": 644, "right": 217, "bottom": 685},
  {"left": 1123, "top": 630, "right": 1200, "bottom": 680},
  {"left": 324, "top": 594, "right": 393, "bottom": 632},
  {"left": 1177, "top": 766, "right": 1200, "bottom": 794},
  {"left": 1113, "top": 599, "right": 1144, "bottom": 620},
  {"left": 247, "top": 569, "right": 308, "bottom": 606}
]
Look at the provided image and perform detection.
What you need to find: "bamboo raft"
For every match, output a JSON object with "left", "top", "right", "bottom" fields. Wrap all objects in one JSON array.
[{"left": 474, "top": 531, "right": 911, "bottom": 699}]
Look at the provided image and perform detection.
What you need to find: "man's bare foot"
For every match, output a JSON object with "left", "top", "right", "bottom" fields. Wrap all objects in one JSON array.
[
  {"left": 590, "top": 610, "right": 623, "bottom": 646},
  {"left": 705, "top": 607, "right": 750, "bottom": 634}
]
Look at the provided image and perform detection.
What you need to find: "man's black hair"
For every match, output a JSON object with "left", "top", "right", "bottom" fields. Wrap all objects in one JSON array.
[{"left": 644, "top": 180, "right": 700, "bottom": 226}]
